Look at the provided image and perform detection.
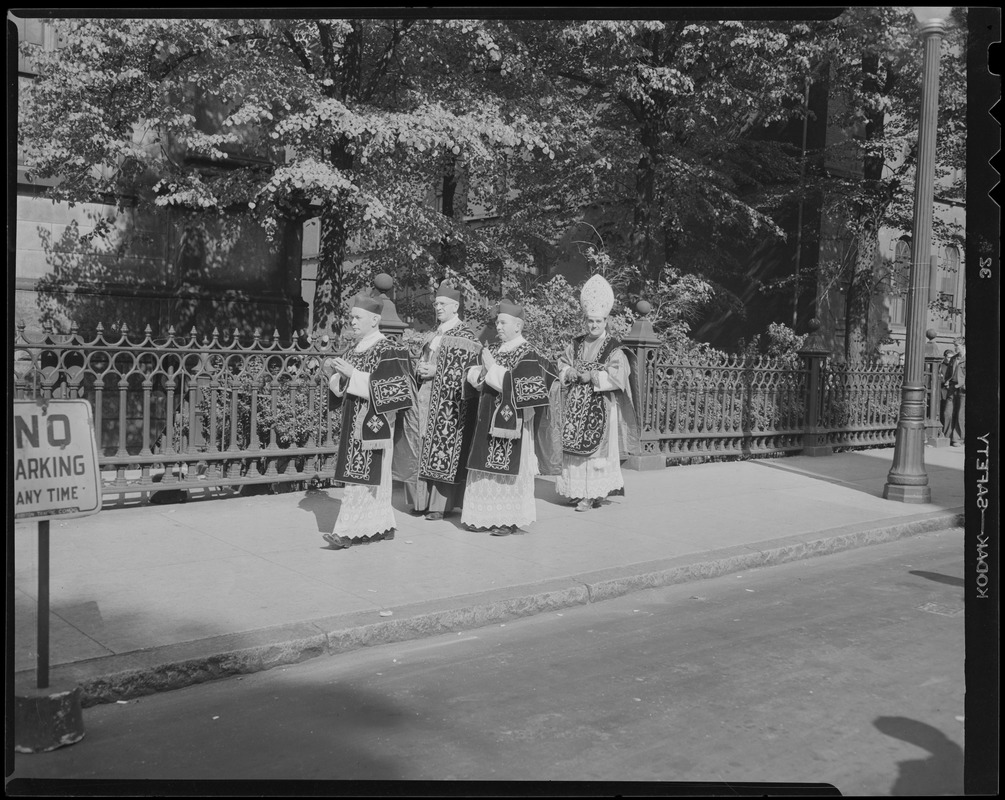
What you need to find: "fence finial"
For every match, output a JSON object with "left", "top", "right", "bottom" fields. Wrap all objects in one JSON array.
[
  {"left": 373, "top": 273, "right": 408, "bottom": 337},
  {"left": 622, "top": 300, "right": 660, "bottom": 347},
  {"left": 797, "top": 318, "right": 829, "bottom": 357}
]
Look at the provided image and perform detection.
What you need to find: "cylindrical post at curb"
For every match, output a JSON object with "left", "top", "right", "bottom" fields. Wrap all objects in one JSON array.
[
  {"left": 38, "top": 519, "right": 50, "bottom": 689},
  {"left": 15, "top": 519, "right": 85, "bottom": 754}
]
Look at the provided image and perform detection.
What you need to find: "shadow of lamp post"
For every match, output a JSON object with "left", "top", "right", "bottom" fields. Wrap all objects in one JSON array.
[{"left": 884, "top": 6, "right": 951, "bottom": 503}]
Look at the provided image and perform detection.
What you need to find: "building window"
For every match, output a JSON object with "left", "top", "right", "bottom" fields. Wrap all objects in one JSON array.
[
  {"left": 16, "top": 18, "right": 67, "bottom": 188},
  {"left": 934, "top": 244, "right": 963, "bottom": 333},
  {"left": 16, "top": 18, "right": 63, "bottom": 76},
  {"left": 888, "top": 238, "right": 911, "bottom": 326}
]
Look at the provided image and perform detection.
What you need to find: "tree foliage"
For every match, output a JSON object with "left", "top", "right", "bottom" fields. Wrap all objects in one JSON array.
[
  {"left": 18, "top": 12, "right": 967, "bottom": 351},
  {"left": 19, "top": 17, "right": 553, "bottom": 335},
  {"left": 807, "top": 7, "right": 967, "bottom": 359}
]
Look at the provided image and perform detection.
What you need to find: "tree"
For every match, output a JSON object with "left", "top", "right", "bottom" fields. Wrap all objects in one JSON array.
[
  {"left": 811, "top": 7, "right": 967, "bottom": 360},
  {"left": 18, "top": 17, "right": 553, "bottom": 336},
  {"left": 19, "top": 13, "right": 968, "bottom": 351},
  {"left": 478, "top": 19, "right": 826, "bottom": 317}
]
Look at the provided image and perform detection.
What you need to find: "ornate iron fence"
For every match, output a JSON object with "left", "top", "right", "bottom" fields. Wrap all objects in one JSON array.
[
  {"left": 633, "top": 349, "right": 808, "bottom": 463},
  {"left": 819, "top": 361, "right": 903, "bottom": 448},
  {"left": 13, "top": 322, "right": 346, "bottom": 503},
  {"left": 13, "top": 320, "right": 915, "bottom": 505}
]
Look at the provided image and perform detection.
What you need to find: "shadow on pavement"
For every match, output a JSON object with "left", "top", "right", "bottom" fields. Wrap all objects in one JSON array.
[
  {"left": 535, "top": 476, "right": 570, "bottom": 507},
  {"left": 748, "top": 451, "right": 962, "bottom": 500},
  {"left": 297, "top": 490, "right": 342, "bottom": 534},
  {"left": 873, "top": 715, "right": 963, "bottom": 796},
  {"left": 11, "top": 680, "right": 422, "bottom": 783},
  {"left": 908, "top": 570, "right": 965, "bottom": 587}
]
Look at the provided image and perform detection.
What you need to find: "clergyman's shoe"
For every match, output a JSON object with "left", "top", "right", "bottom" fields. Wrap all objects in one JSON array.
[
  {"left": 575, "top": 499, "right": 593, "bottom": 512},
  {"left": 424, "top": 512, "right": 444, "bottom": 521},
  {"left": 382, "top": 529, "right": 395, "bottom": 541},
  {"left": 489, "top": 526, "right": 511, "bottom": 536},
  {"left": 323, "top": 533, "right": 352, "bottom": 550}
]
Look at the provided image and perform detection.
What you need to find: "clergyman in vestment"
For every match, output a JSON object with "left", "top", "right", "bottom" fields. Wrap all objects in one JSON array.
[{"left": 323, "top": 294, "right": 415, "bottom": 549}]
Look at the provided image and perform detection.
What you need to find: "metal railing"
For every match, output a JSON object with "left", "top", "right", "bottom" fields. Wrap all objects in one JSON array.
[
  {"left": 819, "top": 361, "right": 903, "bottom": 448},
  {"left": 14, "top": 320, "right": 923, "bottom": 505},
  {"left": 633, "top": 349, "right": 808, "bottom": 462},
  {"left": 14, "top": 321, "right": 346, "bottom": 503}
]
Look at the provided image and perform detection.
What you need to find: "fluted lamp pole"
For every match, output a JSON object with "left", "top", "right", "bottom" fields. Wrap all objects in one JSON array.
[{"left": 884, "top": 6, "right": 951, "bottom": 503}]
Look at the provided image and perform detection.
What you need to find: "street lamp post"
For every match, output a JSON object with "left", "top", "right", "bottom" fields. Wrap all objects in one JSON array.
[{"left": 883, "top": 7, "right": 951, "bottom": 503}]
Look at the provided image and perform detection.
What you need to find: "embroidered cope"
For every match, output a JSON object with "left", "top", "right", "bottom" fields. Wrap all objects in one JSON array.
[{"left": 555, "top": 334, "right": 632, "bottom": 501}]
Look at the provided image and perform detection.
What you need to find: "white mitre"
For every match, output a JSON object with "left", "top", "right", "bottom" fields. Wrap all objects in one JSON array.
[{"left": 580, "top": 274, "right": 615, "bottom": 317}]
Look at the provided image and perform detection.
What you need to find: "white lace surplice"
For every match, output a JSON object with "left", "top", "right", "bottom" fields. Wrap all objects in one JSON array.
[
  {"left": 460, "top": 334, "right": 539, "bottom": 529},
  {"left": 330, "top": 332, "right": 398, "bottom": 538},
  {"left": 461, "top": 407, "right": 538, "bottom": 529},
  {"left": 332, "top": 435, "right": 396, "bottom": 538}
]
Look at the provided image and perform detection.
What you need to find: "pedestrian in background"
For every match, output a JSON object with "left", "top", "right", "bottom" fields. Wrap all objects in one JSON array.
[
  {"left": 322, "top": 295, "right": 415, "bottom": 549},
  {"left": 554, "top": 275, "right": 637, "bottom": 512},
  {"left": 946, "top": 338, "right": 966, "bottom": 446},
  {"left": 938, "top": 348, "right": 955, "bottom": 434},
  {"left": 405, "top": 281, "right": 481, "bottom": 520},
  {"left": 462, "top": 300, "right": 555, "bottom": 536}
]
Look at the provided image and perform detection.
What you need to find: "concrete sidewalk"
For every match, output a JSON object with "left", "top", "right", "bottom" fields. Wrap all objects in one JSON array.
[{"left": 13, "top": 445, "right": 965, "bottom": 705}]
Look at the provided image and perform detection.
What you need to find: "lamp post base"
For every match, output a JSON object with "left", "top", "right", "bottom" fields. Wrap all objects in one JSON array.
[{"left": 882, "top": 482, "right": 932, "bottom": 504}]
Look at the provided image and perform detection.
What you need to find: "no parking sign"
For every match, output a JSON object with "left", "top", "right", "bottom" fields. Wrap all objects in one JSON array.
[
  {"left": 13, "top": 399, "right": 101, "bottom": 521},
  {"left": 13, "top": 400, "right": 102, "bottom": 702}
]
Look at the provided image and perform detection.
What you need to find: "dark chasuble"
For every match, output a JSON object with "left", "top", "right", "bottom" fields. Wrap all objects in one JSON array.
[
  {"left": 333, "top": 338, "right": 414, "bottom": 487},
  {"left": 467, "top": 341, "right": 555, "bottom": 477},
  {"left": 417, "top": 324, "right": 482, "bottom": 485}
]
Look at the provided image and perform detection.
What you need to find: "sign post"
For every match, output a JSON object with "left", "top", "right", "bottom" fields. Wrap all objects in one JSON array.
[{"left": 13, "top": 399, "right": 101, "bottom": 753}]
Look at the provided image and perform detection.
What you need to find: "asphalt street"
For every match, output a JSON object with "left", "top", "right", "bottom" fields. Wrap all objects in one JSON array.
[{"left": 9, "top": 528, "right": 965, "bottom": 795}]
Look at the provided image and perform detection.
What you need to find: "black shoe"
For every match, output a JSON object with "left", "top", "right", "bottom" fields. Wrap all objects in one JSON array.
[{"left": 489, "top": 526, "right": 511, "bottom": 536}]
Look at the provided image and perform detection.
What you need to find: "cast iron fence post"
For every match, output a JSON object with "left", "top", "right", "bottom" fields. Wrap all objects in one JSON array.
[
  {"left": 924, "top": 328, "right": 949, "bottom": 447},
  {"left": 374, "top": 273, "right": 408, "bottom": 338},
  {"left": 798, "top": 318, "right": 833, "bottom": 457},
  {"left": 622, "top": 300, "right": 664, "bottom": 470}
]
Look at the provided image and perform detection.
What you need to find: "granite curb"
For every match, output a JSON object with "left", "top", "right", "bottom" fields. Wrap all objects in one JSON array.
[{"left": 16, "top": 507, "right": 964, "bottom": 707}]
